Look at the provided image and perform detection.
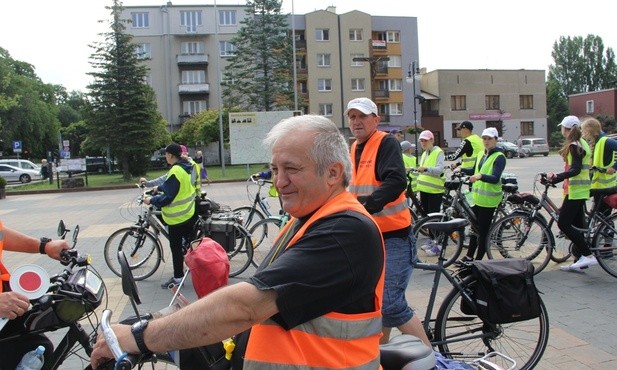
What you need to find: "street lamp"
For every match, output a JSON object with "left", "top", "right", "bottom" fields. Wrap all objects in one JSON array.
[{"left": 406, "top": 61, "right": 421, "bottom": 157}]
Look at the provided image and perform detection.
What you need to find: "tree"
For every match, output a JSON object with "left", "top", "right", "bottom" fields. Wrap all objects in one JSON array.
[
  {"left": 86, "top": 0, "right": 168, "bottom": 179},
  {"left": 222, "top": 0, "right": 295, "bottom": 111},
  {"left": 174, "top": 109, "right": 232, "bottom": 147},
  {"left": 545, "top": 78, "right": 569, "bottom": 138}
]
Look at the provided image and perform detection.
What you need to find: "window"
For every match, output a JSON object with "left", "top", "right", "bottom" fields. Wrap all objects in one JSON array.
[
  {"left": 388, "top": 79, "right": 402, "bottom": 91},
  {"left": 586, "top": 100, "right": 595, "bottom": 114},
  {"left": 451, "top": 95, "right": 466, "bottom": 111},
  {"left": 389, "top": 103, "right": 403, "bottom": 115},
  {"left": 520, "top": 121, "right": 534, "bottom": 136},
  {"left": 181, "top": 41, "right": 204, "bottom": 54},
  {"left": 351, "top": 54, "right": 364, "bottom": 67},
  {"left": 218, "top": 10, "right": 236, "bottom": 25},
  {"left": 452, "top": 123, "right": 462, "bottom": 138},
  {"left": 520, "top": 95, "right": 533, "bottom": 109},
  {"left": 319, "top": 104, "right": 333, "bottom": 116},
  {"left": 135, "top": 43, "right": 151, "bottom": 59},
  {"left": 486, "top": 121, "right": 503, "bottom": 136},
  {"left": 315, "top": 29, "right": 329, "bottom": 41},
  {"left": 317, "top": 54, "right": 331, "bottom": 67},
  {"left": 183, "top": 100, "right": 207, "bottom": 115},
  {"left": 219, "top": 41, "right": 236, "bottom": 57},
  {"left": 299, "top": 81, "right": 307, "bottom": 93},
  {"left": 351, "top": 78, "right": 365, "bottom": 91},
  {"left": 131, "top": 12, "right": 149, "bottom": 28},
  {"left": 181, "top": 11, "right": 202, "bottom": 33},
  {"left": 317, "top": 79, "right": 332, "bottom": 92},
  {"left": 485, "top": 95, "right": 500, "bottom": 110},
  {"left": 349, "top": 29, "right": 363, "bottom": 41},
  {"left": 181, "top": 70, "right": 205, "bottom": 84},
  {"left": 387, "top": 55, "right": 402, "bottom": 68},
  {"left": 386, "top": 31, "right": 400, "bottom": 43}
]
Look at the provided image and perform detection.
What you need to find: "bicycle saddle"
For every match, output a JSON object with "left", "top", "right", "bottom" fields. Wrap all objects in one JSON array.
[
  {"left": 507, "top": 192, "right": 539, "bottom": 205},
  {"left": 380, "top": 335, "right": 436, "bottom": 370},
  {"left": 502, "top": 183, "right": 519, "bottom": 193},
  {"left": 422, "top": 218, "right": 468, "bottom": 233}
]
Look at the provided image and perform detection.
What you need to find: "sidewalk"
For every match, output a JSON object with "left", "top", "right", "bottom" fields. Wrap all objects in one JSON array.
[{"left": 2, "top": 184, "right": 617, "bottom": 369}]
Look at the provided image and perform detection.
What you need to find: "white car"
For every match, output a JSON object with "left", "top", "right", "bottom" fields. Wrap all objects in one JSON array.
[{"left": 0, "top": 163, "right": 42, "bottom": 183}]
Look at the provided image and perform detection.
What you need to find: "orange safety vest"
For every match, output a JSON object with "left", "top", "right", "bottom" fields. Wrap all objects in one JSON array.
[
  {"left": 0, "top": 221, "right": 10, "bottom": 293},
  {"left": 244, "top": 191, "right": 385, "bottom": 369},
  {"left": 349, "top": 131, "right": 411, "bottom": 232}
]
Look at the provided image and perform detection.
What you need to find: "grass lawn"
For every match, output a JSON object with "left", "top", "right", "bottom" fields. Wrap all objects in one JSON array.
[{"left": 6, "top": 163, "right": 270, "bottom": 193}]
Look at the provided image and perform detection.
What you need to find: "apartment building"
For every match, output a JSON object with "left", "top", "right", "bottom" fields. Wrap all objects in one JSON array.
[
  {"left": 419, "top": 69, "right": 547, "bottom": 147},
  {"left": 121, "top": 4, "right": 419, "bottom": 135}
]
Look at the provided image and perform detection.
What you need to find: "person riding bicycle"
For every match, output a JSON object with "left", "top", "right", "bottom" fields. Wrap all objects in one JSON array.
[
  {"left": 548, "top": 116, "right": 597, "bottom": 272},
  {"left": 251, "top": 169, "right": 278, "bottom": 197},
  {"left": 447, "top": 121, "right": 484, "bottom": 171},
  {"left": 0, "top": 220, "right": 70, "bottom": 369},
  {"left": 144, "top": 143, "right": 198, "bottom": 288},
  {"left": 141, "top": 145, "right": 202, "bottom": 198},
  {"left": 90, "top": 115, "right": 385, "bottom": 369},
  {"left": 458, "top": 127, "right": 506, "bottom": 262}
]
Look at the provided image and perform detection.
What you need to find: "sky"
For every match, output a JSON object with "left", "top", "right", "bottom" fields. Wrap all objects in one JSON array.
[{"left": 1, "top": 0, "right": 616, "bottom": 92}]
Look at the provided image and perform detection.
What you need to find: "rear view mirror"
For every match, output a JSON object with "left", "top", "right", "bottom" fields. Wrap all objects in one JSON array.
[{"left": 118, "top": 250, "right": 141, "bottom": 305}]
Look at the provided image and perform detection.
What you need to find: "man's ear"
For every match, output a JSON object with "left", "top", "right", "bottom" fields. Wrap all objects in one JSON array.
[{"left": 327, "top": 162, "right": 344, "bottom": 184}]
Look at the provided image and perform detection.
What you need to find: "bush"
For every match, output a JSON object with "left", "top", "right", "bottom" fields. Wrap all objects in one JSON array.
[{"left": 0, "top": 177, "right": 6, "bottom": 188}]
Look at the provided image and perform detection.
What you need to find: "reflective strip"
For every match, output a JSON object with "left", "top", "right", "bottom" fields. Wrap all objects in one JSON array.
[
  {"left": 569, "top": 179, "right": 590, "bottom": 186},
  {"left": 245, "top": 357, "right": 381, "bottom": 370},
  {"left": 374, "top": 200, "right": 408, "bottom": 217},
  {"left": 461, "top": 157, "right": 475, "bottom": 164},
  {"left": 582, "top": 164, "right": 591, "bottom": 169},
  {"left": 416, "top": 179, "right": 444, "bottom": 191},
  {"left": 348, "top": 184, "right": 377, "bottom": 195},
  {"left": 472, "top": 188, "right": 502, "bottom": 197},
  {"left": 162, "top": 198, "right": 194, "bottom": 219},
  {"left": 592, "top": 177, "right": 616, "bottom": 185},
  {"left": 259, "top": 315, "right": 382, "bottom": 340}
]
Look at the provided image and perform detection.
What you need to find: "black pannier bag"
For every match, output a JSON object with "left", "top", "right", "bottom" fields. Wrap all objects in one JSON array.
[{"left": 463, "top": 259, "right": 541, "bottom": 324}]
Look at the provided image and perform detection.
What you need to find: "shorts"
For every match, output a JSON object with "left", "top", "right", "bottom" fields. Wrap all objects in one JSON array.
[{"left": 381, "top": 231, "right": 418, "bottom": 328}]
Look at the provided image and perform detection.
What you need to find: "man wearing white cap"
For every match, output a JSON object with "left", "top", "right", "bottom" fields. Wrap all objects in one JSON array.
[{"left": 345, "top": 97, "right": 430, "bottom": 346}]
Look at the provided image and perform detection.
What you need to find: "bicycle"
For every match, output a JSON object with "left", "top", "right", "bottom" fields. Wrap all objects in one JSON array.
[
  {"left": 413, "top": 171, "right": 520, "bottom": 267},
  {"left": 488, "top": 172, "right": 617, "bottom": 277},
  {"left": 232, "top": 175, "right": 279, "bottom": 229},
  {"left": 416, "top": 218, "right": 549, "bottom": 370},
  {"left": 247, "top": 208, "right": 291, "bottom": 268}
]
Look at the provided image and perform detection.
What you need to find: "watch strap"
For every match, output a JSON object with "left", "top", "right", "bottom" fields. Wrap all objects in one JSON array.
[
  {"left": 39, "top": 237, "right": 51, "bottom": 254},
  {"left": 131, "top": 319, "right": 151, "bottom": 354}
]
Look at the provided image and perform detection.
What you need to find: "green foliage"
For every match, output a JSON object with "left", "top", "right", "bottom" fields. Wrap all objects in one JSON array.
[
  {"left": 549, "top": 131, "right": 564, "bottom": 148},
  {"left": 0, "top": 176, "right": 6, "bottom": 188},
  {"left": 222, "top": 0, "right": 295, "bottom": 111},
  {"left": 175, "top": 109, "right": 231, "bottom": 146},
  {"left": 85, "top": 0, "right": 168, "bottom": 180},
  {"left": 546, "top": 79, "right": 569, "bottom": 136}
]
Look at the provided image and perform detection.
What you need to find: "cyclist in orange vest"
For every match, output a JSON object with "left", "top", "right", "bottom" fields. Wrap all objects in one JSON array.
[
  {"left": 346, "top": 97, "right": 431, "bottom": 347},
  {"left": 91, "top": 115, "right": 385, "bottom": 369}
]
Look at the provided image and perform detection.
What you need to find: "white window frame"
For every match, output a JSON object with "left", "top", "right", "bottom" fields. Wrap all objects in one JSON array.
[
  {"left": 218, "top": 10, "right": 236, "bottom": 26},
  {"left": 386, "top": 31, "right": 400, "bottom": 43},
  {"left": 135, "top": 43, "right": 151, "bottom": 59},
  {"left": 586, "top": 100, "right": 594, "bottom": 114},
  {"left": 183, "top": 100, "right": 207, "bottom": 116},
  {"left": 349, "top": 29, "right": 363, "bottom": 41},
  {"left": 315, "top": 29, "right": 329, "bottom": 41},
  {"left": 389, "top": 103, "right": 403, "bottom": 115},
  {"left": 131, "top": 12, "right": 149, "bottom": 28},
  {"left": 181, "top": 41, "right": 204, "bottom": 55},
  {"left": 219, "top": 41, "right": 236, "bottom": 57},
  {"left": 317, "top": 54, "right": 331, "bottom": 67},
  {"left": 317, "top": 79, "right": 332, "bottom": 92},
  {"left": 387, "top": 55, "right": 402, "bottom": 68},
  {"left": 351, "top": 53, "right": 364, "bottom": 67},
  {"left": 181, "top": 70, "right": 206, "bottom": 84},
  {"left": 388, "top": 79, "right": 402, "bottom": 91},
  {"left": 351, "top": 78, "right": 365, "bottom": 91},
  {"left": 181, "top": 10, "right": 202, "bottom": 33},
  {"left": 319, "top": 103, "right": 333, "bottom": 116}
]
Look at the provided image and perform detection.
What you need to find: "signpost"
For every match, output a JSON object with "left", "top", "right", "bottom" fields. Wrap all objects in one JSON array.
[{"left": 12, "top": 140, "right": 22, "bottom": 158}]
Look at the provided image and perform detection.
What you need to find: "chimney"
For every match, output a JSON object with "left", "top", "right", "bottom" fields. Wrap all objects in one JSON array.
[{"left": 326, "top": 6, "right": 336, "bottom": 13}]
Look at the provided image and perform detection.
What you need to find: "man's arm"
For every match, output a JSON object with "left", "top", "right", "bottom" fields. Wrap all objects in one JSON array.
[
  {"left": 446, "top": 139, "right": 472, "bottom": 162},
  {"left": 3, "top": 226, "right": 69, "bottom": 259}
]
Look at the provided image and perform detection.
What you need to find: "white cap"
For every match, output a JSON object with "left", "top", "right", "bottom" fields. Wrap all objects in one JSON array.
[
  {"left": 419, "top": 130, "right": 434, "bottom": 141},
  {"left": 558, "top": 115, "right": 580, "bottom": 129},
  {"left": 481, "top": 127, "right": 499, "bottom": 138},
  {"left": 344, "top": 97, "right": 378, "bottom": 116}
]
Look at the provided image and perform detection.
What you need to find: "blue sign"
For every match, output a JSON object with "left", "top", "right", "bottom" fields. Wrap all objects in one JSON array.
[{"left": 12, "top": 140, "right": 22, "bottom": 153}]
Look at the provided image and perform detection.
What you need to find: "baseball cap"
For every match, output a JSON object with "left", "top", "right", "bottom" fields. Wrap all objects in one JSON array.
[
  {"left": 419, "top": 130, "right": 434, "bottom": 141},
  {"left": 180, "top": 144, "right": 188, "bottom": 155},
  {"left": 390, "top": 129, "right": 403, "bottom": 135},
  {"left": 165, "top": 143, "right": 182, "bottom": 157},
  {"left": 400, "top": 140, "right": 415, "bottom": 151},
  {"left": 481, "top": 127, "right": 499, "bottom": 138},
  {"left": 558, "top": 115, "right": 580, "bottom": 129},
  {"left": 456, "top": 121, "right": 473, "bottom": 131},
  {"left": 344, "top": 97, "right": 378, "bottom": 116}
]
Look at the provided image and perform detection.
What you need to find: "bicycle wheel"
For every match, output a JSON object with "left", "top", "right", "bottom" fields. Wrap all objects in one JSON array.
[
  {"left": 249, "top": 218, "right": 283, "bottom": 268},
  {"left": 228, "top": 223, "right": 254, "bottom": 277},
  {"left": 547, "top": 217, "right": 572, "bottom": 263},
  {"left": 413, "top": 214, "right": 464, "bottom": 267},
  {"left": 592, "top": 215, "right": 617, "bottom": 278},
  {"left": 434, "top": 276, "right": 549, "bottom": 370},
  {"left": 486, "top": 212, "right": 551, "bottom": 274},
  {"left": 233, "top": 205, "right": 266, "bottom": 229},
  {"left": 104, "top": 227, "right": 162, "bottom": 280}
]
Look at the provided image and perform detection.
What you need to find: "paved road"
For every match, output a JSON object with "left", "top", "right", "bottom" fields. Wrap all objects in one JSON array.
[{"left": 2, "top": 155, "right": 616, "bottom": 369}]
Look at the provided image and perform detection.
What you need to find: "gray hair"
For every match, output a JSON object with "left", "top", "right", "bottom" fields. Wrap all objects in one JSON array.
[{"left": 263, "top": 115, "right": 352, "bottom": 187}]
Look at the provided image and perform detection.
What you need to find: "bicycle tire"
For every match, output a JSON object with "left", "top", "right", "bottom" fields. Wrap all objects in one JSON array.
[
  {"left": 592, "top": 214, "right": 617, "bottom": 278},
  {"left": 413, "top": 214, "right": 464, "bottom": 267},
  {"left": 486, "top": 212, "right": 552, "bottom": 274},
  {"left": 233, "top": 205, "right": 266, "bottom": 230},
  {"left": 249, "top": 218, "right": 283, "bottom": 268},
  {"left": 227, "top": 223, "right": 254, "bottom": 277},
  {"left": 434, "top": 275, "right": 549, "bottom": 370},
  {"left": 104, "top": 227, "right": 162, "bottom": 280},
  {"left": 547, "top": 217, "right": 572, "bottom": 263}
]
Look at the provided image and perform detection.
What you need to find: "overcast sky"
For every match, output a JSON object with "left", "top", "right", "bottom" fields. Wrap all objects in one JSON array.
[{"left": 1, "top": 0, "right": 615, "bottom": 92}]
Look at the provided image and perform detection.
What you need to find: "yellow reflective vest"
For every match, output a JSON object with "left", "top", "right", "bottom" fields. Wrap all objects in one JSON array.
[
  {"left": 461, "top": 134, "right": 484, "bottom": 171},
  {"left": 161, "top": 164, "right": 196, "bottom": 225},
  {"left": 591, "top": 136, "right": 617, "bottom": 189},
  {"left": 565, "top": 139, "right": 591, "bottom": 200},
  {"left": 417, "top": 147, "right": 445, "bottom": 194}
]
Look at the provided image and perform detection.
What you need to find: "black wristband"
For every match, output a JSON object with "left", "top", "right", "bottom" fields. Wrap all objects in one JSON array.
[
  {"left": 39, "top": 237, "right": 51, "bottom": 254},
  {"left": 131, "top": 319, "right": 152, "bottom": 354}
]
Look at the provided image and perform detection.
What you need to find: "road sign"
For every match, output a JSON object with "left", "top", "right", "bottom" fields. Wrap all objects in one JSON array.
[{"left": 12, "top": 140, "right": 22, "bottom": 153}]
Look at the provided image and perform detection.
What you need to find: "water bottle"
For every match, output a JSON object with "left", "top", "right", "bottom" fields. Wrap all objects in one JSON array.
[{"left": 15, "top": 345, "right": 45, "bottom": 370}]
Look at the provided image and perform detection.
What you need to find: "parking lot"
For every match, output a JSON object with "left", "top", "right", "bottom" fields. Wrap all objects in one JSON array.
[{"left": 2, "top": 154, "right": 617, "bottom": 369}]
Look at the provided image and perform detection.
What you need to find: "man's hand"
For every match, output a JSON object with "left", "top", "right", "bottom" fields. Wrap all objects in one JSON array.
[
  {"left": 44, "top": 239, "right": 71, "bottom": 260},
  {"left": 91, "top": 324, "right": 136, "bottom": 369},
  {"left": 143, "top": 197, "right": 152, "bottom": 205},
  {"left": 469, "top": 174, "right": 482, "bottom": 183},
  {"left": 0, "top": 291, "right": 30, "bottom": 319},
  {"left": 139, "top": 177, "right": 147, "bottom": 185}
]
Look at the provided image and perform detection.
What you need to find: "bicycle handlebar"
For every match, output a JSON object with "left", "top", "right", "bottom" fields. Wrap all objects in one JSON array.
[{"left": 101, "top": 310, "right": 137, "bottom": 370}]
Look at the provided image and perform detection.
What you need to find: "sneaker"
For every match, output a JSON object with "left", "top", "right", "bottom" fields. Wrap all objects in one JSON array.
[
  {"left": 570, "top": 255, "right": 598, "bottom": 270},
  {"left": 425, "top": 244, "right": 442, "bottom": 257},
  {"left": 559, "top": 263, "right": 583, "bottom": 273},
  {"left": 161, "top": 276, "right": 182, "bottom": 289},
  {"left": 420, "top": 241, "right": 436, "bottom": 251}
]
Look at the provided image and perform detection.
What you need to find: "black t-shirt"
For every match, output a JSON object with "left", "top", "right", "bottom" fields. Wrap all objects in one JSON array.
[{"left": 248, "top": 211, "right": 383, "bottom": 330}]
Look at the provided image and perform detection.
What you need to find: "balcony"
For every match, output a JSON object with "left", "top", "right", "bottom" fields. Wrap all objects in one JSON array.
[
  {"left": 178, "top": 83, "right": 210, "bottom": 94},
  {"left": 177, "top": 54, "right": 208, "bottom": 65},
  {"left": 374, "top": 89, "right": 390, "bottom": 99},
  {"left": 295, "top": 39, "right": 307, "bottom": 49}
]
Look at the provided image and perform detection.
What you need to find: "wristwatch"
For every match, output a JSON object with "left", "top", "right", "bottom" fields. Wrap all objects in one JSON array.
[
  {"left": 39, "top": 237, "right": 51, "bottom": 254},
  {"left": 131, "top": 319, "right": 152, "bottom": 354}
]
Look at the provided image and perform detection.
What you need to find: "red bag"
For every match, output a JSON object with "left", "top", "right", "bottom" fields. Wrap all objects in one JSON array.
[
  {"left": 604, "top": 193, "right": 617, "bottom": 209},
  {"left": 185, "top": 237, "right": 229, "bottom": 298}
]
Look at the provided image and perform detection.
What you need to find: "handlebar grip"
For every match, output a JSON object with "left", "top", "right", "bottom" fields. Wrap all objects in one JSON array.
[{"left": 101, "top": 310, "right": 127, "bottom": 361}]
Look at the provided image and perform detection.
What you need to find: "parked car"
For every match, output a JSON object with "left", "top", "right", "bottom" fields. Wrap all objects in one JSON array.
[
  {"left": 85, "top": 156, "right": 110, "bottom": 173},
  {"left": 496, "top": 141, "right": 529, "bottom": 158},
  {"left": 0, "top": 159, "right": 40, "bottom": 171},
  {"left": 516, "top": 137, "right": 549, "bottom": 157},
  {"left": 150, "top": 149, "right": 169, "bottom": 169},
  {"left": 0, "top": 164, "right": 42, "bottom": 183}
]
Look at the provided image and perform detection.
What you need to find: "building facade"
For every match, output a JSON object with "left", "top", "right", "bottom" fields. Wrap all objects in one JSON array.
[
  {"left": 419, "top": 69, "right": 548, "bottom": 147},
  {"left": 568, "top": 88, "right": 617, "bottom": 120},
  {"left": 120, "top": 4, "right": 419, "bottom": 136}
]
